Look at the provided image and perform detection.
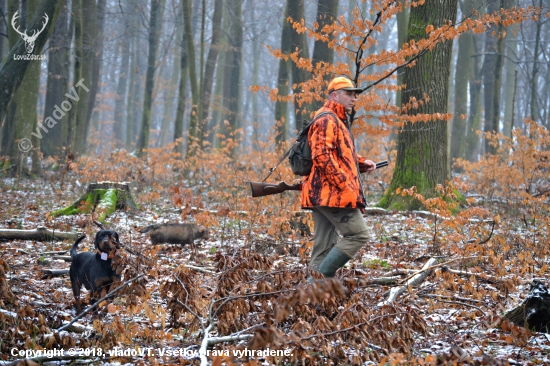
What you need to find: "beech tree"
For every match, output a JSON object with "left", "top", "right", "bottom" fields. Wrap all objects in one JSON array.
[
  {"left": 0, "top": 0, "right": 20, "bottom": 159},
  {"left": 113, "top": 31, "right": 131, "bottom": 147},
  {"left": 42, "top": 4, "right": 70, "bottom": 157},
  {"left": 219, "top": 0, "right": 243, "bottom": 142},
  {"left": 85, "top": 0, "right": 106, "bottom": 144},
  {"left": 311, "top": 0, "right": 339, "bottom": 70},
  {"left": 136, "top": 0, "right": 166, "bottom": 157},
  {"left": 0, "top": 0, "right": 64, "bottom": 166},
  {"left": 0, "top": 0, "right": 5, "bottom": 58},
  {"left": 10, "top": 0, "right": 42, "bottom": 176},
  {"left": 182, "top": 0, "right": 200, "bottom": 149},
  {"left": 274, "top": 2, "right": 292, "bottom": 145},
  {"left": 274, "top": 0, "right": 310, "bottom": 144},
  {"left": 465, "top": 31, "right": 483, "bottom": 162},
  {"left": 199, "top": 0, "right": 223, "bottom": 138},
  {"left": 379, "top": 0, "right": 458, "bottom": 209},
  {"left": 450, "top": 0, "right": 473, "bottom": 161}
]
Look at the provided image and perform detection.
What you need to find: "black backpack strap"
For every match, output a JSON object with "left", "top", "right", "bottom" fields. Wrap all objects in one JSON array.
[{"left": 261, "top": 111, "right": 337, "bottom": 182}]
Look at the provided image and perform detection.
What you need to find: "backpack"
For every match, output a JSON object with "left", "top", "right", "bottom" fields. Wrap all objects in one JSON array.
[
  {"left": 288, "top": 111, "right": 335, "bottom": 176},
  {"left": 259, "top": 111, "right": 336, "bottom": 182}
]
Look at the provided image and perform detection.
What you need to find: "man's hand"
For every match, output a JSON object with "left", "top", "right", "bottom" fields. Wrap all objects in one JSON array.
[{"left": 359, "top": 160, "right": 376, "bottom": 173}]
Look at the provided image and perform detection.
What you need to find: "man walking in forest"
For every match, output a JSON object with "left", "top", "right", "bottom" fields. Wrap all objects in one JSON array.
[{"left": 302, "top": 76, "right": 376, "bottom": 280}]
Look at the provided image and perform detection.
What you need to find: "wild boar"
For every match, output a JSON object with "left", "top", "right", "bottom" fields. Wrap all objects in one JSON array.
[{"left": 139, "top": 223, "right": 209, "bottom": 245}]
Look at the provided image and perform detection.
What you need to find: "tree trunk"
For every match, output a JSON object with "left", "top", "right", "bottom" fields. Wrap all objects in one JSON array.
[
  {"left": 136, "top": 0, "right": 166, "bottom": 157},
  {"left": 0, "top": 0, "right": 5, "bottom": 59},
  {"left": 379, "top": 0, "right": 458, "bottom": 210},
  {"left": 42, "top": 4, "right": 70, "bottom": 157},
  {"left": 182, "top": 0, "right": 200, "bottom": 150},
  {"left": 112, "top": 2, "right": 134, "bottom": 148},
  {"left": 288, "top": 0, "right": 309, "bottom": 129},
  {"left": 209, "top": 11, "right": 226, "bottom": 147},
  {"left": 113, "top": 37, "right": 131, "bottom": 147},
  {"left": 72, "top": 0, "right": 95, "bottom": 156},
  {"left": 84, "top": 0, "right": 106, "bottom": 143},
  {"left": 125, "top": 6, "right": 138, "bottom": 150},
  {"left": 481, "top": 0, "right": 499, "bottom": 155},
  {"left": 199, "top": 0, "right": 205, "bottom": 100},
  {"left": 173, "top": 25, "right": 188, "bottom": 155},
  {"left": 159, "top": 47, "right": 180, "bottom": 146},
  {"left": 0, "top": 0, "right": 64, "bottom": 138},
  {"left": 395, "top": 0, "right": 409, "bottom": 111},
  {"left": 133, "top": 39, "right": 147, "bottom": 149},
  {"left": 488, "top": 0, "right": 507, "bottom": 153},
  {"left": 0, "top": 0, "right": 21, "bottom": 160},
  {"left": 274, "top": 1, "right": 292, "bottom": 147},
  {"left": 529, "top": 0, "right": 543, "bottom": 125},
  {"left": 66, "top": 0, "right": 82, "bottom": 152},
  {"left": 219, "top": 0, "right": 243, "bottom": 148},
  {"left": 51, "top": 182, "right": 138, "bottom": 222},
  {"left": 247, "top": 0, "right": 260, "bottom": 148},
  {"left": 450, "top": 0, "right": 473, "bottom": 162},
  {"left": 172, "top": 4, "right": 186, "bottom": 152},
  {"left": 465, "top": 33, "right": 483, "bottom": 162},
  {"left": 200, "top": 0, "right": 222, "bottom": 136},
  {"left": 311, "top": 0, "right": 339, "bottom": 73},
  {"left": 9, "top": 0, "right": 41, "bottom": 176},
  {"left": 502, "top": 0, "right": 517, "bottom": 139}
]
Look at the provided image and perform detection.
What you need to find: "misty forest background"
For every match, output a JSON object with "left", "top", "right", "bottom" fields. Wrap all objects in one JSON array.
[{"left": 0, "top": 0, "right": 547, "bottom": 175}]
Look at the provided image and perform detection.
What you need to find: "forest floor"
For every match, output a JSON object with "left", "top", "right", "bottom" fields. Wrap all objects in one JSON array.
[{"left": 0, "top": 174, "right": 549, "bottom": 366}]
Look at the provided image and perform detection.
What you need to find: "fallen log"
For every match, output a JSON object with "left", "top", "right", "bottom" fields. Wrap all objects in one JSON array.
[
  {"left": 384, "top": 258, "right": 438, "bottom": 304},
  {"left": 440, "top": 266, "right": 500, "bottom": 284},
  {"left": 503, "top": 280, "right": 550, "bottom": 332},
  {"left": 50, "top": 181, "right": 138, "bottom": 222},
  {"left": 41, "top": 269, "right": 70, "bottom": 279},
  {"left": 399, "top": 255, "right": 481, "bottom": 284},
  {"left": 0, "top": 227, "right": 81, "bottom": 242},
  {"left": 52, "top": 255, "right": 72, "bottom": 262}
]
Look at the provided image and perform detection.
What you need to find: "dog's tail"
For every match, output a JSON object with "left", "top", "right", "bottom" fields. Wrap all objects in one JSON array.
[{"left": 70, "top": 235, "right": 87, "bottom": 258}]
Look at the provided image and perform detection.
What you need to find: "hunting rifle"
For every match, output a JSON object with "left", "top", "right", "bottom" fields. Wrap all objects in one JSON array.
[{"left": 250, "top": 160, "right": 388, "bottom": 198}]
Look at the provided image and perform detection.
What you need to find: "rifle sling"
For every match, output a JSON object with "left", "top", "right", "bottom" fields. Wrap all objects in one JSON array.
[{"left": 261, "top": 111, "right": 335, "bottom": 182}]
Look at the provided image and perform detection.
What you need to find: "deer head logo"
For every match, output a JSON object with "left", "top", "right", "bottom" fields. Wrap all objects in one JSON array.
[{"left": 11, "top": 11, "right": 49, "bottom": 54}]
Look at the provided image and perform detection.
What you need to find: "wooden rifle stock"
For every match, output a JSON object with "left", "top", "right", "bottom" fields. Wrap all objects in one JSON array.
[
  {"left": 250, "top": 160, "right": 388, "bottom": 197},
  {"left": 249, "top": 181, "right": 302, "bottom": 198}
]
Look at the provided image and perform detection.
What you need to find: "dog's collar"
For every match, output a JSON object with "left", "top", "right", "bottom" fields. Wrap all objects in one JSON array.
[{"left": 97, "top": 249, "right": 116, "bottom": 260}]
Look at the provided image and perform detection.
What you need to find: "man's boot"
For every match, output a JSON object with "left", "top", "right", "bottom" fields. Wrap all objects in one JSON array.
[{"left": 318, "top": 247, "right": 352, "bottom": 278}]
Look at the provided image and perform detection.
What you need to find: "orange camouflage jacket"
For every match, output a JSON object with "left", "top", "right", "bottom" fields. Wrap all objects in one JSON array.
[{"left": 301, "top": 100, "right": 366, "bottom": 209}]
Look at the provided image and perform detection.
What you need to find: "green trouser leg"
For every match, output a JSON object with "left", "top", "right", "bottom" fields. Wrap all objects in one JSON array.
[{"left": 318, "top": 247, "right": 352, "bottom": 278}]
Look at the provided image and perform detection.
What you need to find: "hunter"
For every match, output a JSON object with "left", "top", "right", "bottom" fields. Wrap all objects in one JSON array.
[{"left": 302, "top": 76, "right": 376, "bottom": 280}]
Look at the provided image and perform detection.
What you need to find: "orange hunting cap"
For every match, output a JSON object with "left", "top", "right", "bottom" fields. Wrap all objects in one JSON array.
[{"left": 327, "top": 77, "right": 363, "bottom": 94}]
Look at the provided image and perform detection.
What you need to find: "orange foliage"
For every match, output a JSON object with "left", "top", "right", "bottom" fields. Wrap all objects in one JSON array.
[
  {"left": 455, "top": 120, "right": 550, "bottom": 205},
  {"left": 257, "top": 0, "right": 542, "bottom": 147}
]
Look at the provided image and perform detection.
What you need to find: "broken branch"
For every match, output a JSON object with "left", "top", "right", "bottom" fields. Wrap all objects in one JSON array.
[{"left": 385, "top": 258, "right": 438, "bottom": 304}]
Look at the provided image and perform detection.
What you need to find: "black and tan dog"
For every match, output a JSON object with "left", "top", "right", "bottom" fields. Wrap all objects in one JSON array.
[{"left": 69, "top": 230, "right": 121, "bottom": 314}]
